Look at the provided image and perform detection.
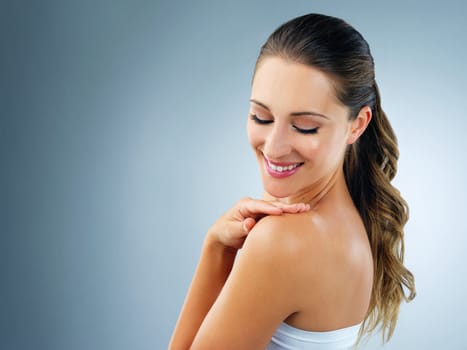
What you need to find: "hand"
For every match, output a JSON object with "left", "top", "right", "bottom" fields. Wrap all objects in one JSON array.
[{"left": 206, "top": 197, "right": 310, "bottom": 250}]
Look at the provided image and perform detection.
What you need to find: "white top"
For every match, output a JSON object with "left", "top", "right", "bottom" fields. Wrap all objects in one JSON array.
[{"left": 267, "top": 322, "right": 362, "bottom": 350}]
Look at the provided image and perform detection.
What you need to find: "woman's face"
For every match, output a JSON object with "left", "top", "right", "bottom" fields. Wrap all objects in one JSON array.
[{"left": 247, "top": 56, "right": 359, "bottom": 200}]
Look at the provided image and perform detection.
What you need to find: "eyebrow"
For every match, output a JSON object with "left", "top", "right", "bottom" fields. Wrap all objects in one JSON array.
[{"left": 249, "top": 99, "right": 330, "bottom": 120}]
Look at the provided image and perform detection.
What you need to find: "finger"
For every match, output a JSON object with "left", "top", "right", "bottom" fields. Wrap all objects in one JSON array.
[
  {"left": 238, "top": 200, "right": 284, "bottom": 218},
  {"left": 237, "top": 199, "right": 310, "bottom": 219},
  {"left": 271, "top": 202, "right": 310, "bottom": 213},
  {"left": 242, "top": 217, "right": 256, "bottom": 233}
]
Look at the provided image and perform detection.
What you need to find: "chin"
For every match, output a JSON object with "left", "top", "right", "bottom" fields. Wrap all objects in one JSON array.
[{"left": 262, "top": 183, "right": 294, "bottom": 199}]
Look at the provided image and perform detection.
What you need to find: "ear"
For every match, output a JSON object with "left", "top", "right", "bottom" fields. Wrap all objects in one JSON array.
[{"left": 346, "top": 106, "right": 372, "bottom": 144}]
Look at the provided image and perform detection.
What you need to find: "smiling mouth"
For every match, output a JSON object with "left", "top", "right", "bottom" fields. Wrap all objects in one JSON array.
[
  {"left": 263, "top": 154, "right": 304, "bottom": 177},
  {"left": 268, "top": 162, "right": 302, "bottom": 172}
]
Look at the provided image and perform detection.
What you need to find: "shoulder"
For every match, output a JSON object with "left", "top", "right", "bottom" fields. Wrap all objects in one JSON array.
[
  {"left": 239, "top": 212, "right": 325, "bottom": 294},
  {"left": 244, "top": 213, "right": 312, "bottom": 249},
  {"left": 217, "top": 212, "right": 321, "bottom": 314},
  {"left": 242, "top": 211, "right": 329, "bottom": 263},
  {"left": 249, "top": 208, "right": 372, "bottom": 259},
  {"left": 241, "top": 213, "right": 317, "bottom": 267},
  {"left": 242, "top": 211, "right": 372, "bottom": 298}
]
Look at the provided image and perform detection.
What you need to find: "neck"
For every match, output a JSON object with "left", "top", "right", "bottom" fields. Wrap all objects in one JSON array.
[{"left": 262, "top": 166, "right": 348, "bottom": 209}]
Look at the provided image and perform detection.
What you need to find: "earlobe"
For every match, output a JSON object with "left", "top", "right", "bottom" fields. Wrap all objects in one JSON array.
[{"left": 346, "top": 106, "right": 372, "bottom": 144}]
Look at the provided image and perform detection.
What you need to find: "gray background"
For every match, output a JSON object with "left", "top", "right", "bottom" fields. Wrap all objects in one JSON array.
[{"left": 2, "top": 0, "right": 466, "bottom": 349}]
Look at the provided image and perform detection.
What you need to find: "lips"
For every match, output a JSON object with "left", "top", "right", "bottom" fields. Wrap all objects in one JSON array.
[{"left": 263, "top": 154, "right": 304, "bottom": 178}]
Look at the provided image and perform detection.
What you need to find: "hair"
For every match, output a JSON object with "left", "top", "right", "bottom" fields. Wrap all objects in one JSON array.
[{"left": 252, "top": 14, "right": 416, "bottom": 343}]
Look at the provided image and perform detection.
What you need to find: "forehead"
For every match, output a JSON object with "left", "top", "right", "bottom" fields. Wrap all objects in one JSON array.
[{"left": 251, "top": 56, "right": 345, "bottom": 116}]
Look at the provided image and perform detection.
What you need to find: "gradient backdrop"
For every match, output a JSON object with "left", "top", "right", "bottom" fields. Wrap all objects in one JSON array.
[{"left": 2, "top": 1, "right": 467, "bottom": 349}]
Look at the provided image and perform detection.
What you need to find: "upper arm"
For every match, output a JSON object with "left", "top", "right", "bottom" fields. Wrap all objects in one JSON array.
[{"left": 190, "top": 216, "right": 305, "bottom": 350}]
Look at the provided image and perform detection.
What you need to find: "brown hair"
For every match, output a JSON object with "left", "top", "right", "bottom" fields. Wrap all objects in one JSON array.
[{"left": 253, "top": 13, "right": 416, "bottom": 343}]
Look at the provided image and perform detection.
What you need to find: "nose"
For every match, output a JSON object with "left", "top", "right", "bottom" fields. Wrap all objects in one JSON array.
[{"left": 263, "top": 124, "right": 292, "bottom": 160}]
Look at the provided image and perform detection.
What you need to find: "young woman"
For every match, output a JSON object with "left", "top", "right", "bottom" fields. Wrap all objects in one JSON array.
[{"left": 169, "top": 13, "right": 415, "bottom": 349}]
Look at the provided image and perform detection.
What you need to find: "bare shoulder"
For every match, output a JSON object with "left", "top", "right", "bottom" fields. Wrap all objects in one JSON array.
[
  {"left": 244, "top": 210, "right": 367, "bottom": 264},
  {"left": 243, "top": 210, "right": 373, "bottom": 327},
  {"left": 240, "top": 212, "right": 319, "bottom": 273},
  {"left": 243, "top": 212, "right": 314, "bottom": 254},
  {"left": 240, "top": 212, "right": 329, "bottom": 287},
  {"left": 248, "top": 209, "right": 371, "bottom": 261}
]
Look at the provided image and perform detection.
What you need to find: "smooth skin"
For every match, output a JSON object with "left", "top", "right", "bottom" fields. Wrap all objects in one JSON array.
[{"left": 169, "top": 57, "right": 374, "bottom": 349}]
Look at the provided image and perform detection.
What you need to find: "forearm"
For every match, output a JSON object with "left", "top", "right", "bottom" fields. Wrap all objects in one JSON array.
[{"left": 169, "top": 235, "right": 237, "bottom": 350}]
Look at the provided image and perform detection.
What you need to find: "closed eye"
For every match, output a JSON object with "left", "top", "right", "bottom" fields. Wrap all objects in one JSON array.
[
  {"left": 249, "top": 113, "right": 272, "bottom": 125},
  {"left": 250, "top": 113, "right": 319, "bottom": 134},
  {"left": 293, "top": 125, "right": 319, "bottom": 134}
]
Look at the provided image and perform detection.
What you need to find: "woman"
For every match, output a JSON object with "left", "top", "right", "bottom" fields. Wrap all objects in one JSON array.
[{"left": 169, "top": 13, "right": 415, "bottom": 349}]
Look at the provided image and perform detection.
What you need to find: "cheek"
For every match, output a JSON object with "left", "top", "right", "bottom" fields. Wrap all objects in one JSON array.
[
  {"left": 317, "top": 130, "right": 349, "bottom": 162},
  {"left": 293, "top": 134, "right": 322, "bottom": 160},
  {"left": 300, "top": 132, "right": 343, "bottom": 162}
]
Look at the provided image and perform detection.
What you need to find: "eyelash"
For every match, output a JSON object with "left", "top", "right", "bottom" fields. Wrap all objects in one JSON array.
[{"left": 249, "top": 114, "right": 319, "bottom": 135}]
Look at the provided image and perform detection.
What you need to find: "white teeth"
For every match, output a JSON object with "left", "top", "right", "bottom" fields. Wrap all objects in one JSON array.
[{"left": 269, "top": 162, "right": 301, "bottom": 172}]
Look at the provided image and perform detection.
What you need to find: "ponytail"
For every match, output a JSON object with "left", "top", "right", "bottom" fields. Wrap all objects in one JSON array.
[{"left": 344, "top": 81, "right": 416, "bottom": 342}]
